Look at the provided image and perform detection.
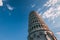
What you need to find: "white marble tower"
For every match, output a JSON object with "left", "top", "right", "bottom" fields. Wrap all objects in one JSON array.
[{"left": 28, "top": 11, "right": 57, "bottom": 40}]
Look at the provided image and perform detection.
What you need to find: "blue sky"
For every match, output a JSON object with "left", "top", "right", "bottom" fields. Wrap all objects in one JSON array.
[{"left": 0, "top": 0, "right": 60, "bottom": 40}]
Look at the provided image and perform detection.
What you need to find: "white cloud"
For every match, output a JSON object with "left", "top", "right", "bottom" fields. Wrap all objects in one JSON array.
[
  {"left": 55, "top": 32, "right": 60, "bottom": 40},
  {"left": 7, "top": 4, "right": 14, "bottom": 11},
  {"left": 44, "top": 0, "right": 57, "bottom": 7},
  {"left": 43, "top": 7, "right": 55, "bottom": 20},
  {"left": 42, "top": 7, "right": 60, "bottom": 20},
  {"left": 0, "top": 0, "right": 3, "bottom": 6},
  {"left": 55, "top": 32, "right": 60, "bottom": 35},
  {"left": 44, "top": 0, "right": 51, "bottom": 7},
  {"left": 41, "top": 0, "right": 60, "bottom": 24}
]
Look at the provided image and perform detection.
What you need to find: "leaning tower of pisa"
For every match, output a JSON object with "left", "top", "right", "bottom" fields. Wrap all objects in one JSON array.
[{"left": 28, "top": 11, "right": 57, "bottom": 40}]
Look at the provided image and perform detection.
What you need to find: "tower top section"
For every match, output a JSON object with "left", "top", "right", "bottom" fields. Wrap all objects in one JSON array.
[{"left": 28, "top": 11, "right": 50, "bottom": 33}]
